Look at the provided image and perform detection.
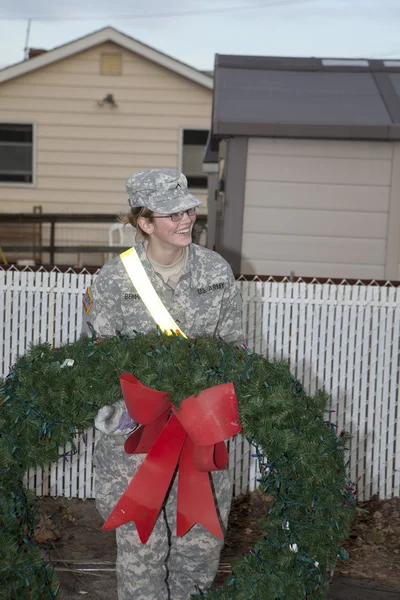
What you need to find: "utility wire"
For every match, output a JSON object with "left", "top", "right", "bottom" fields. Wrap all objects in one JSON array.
[{"left": 0, "top": 0, "right": 318, "bottom": 21}]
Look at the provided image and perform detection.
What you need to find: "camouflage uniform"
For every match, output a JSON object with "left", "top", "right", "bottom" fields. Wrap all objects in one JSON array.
[
  {"left": 94, "top": 437, "right": 232, "bottom": 600},
  {"left": 81, "top": 168, "right": 244, "bottom": 600},
  {"left": 82, "top": 242, "right": 243, "bottom": 344}
]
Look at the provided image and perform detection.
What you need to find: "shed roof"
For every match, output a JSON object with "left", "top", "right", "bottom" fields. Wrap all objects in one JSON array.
[{"left": 212, "top": 55, "right": 400, "bottom": 140}]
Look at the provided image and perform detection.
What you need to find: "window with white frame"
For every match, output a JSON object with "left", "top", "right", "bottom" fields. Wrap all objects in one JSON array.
[
  {"left": 181, "top": 129, "right": 209, "bottom": 189},
  {"left": 0, "top": 123, "right": 33, "bottom": 184}
]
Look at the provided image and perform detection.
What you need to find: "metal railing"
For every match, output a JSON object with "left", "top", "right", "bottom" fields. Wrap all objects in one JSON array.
[{"left": 0, "top": 212, "right": 207, "bottom": 266}]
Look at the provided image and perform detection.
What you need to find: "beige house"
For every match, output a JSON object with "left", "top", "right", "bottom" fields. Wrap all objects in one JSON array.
[
  {"left": 206, "top": 55, "right": 400, "bottom": 280},
  {"left": 0, "top": 27, "right": 213, "bottom": 265}
]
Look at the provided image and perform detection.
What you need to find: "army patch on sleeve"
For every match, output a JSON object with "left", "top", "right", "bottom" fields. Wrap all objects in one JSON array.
[{"left": 82, "top": 287, "right": 93, "bottom": 314}]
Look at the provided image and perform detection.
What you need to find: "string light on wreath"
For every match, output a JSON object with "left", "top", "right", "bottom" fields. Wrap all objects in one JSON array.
[{"left": 0, "top": 332, "right": 357, "bottom": 599}]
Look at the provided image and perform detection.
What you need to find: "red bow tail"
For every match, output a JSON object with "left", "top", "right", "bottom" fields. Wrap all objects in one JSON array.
[{"left": 102, "top": 374, "right": 242, "bottom": 543}]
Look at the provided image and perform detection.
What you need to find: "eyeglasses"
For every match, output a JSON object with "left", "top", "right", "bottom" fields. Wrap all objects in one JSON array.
[{"left": 151, "top": 207, "right": 198, "bottom": 222}]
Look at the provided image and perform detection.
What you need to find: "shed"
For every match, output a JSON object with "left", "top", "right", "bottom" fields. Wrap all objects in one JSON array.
[{"left": 207, "top": 55, "right": 400, "bottom": 279}]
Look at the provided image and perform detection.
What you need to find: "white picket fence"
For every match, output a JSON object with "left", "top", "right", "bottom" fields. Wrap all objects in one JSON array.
[{"left": 1, "top": 266, "right": 399, "bottom": 501}]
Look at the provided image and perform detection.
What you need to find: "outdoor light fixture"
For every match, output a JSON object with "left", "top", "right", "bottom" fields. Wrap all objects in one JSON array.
[{"left": 97, "top": 93, "right": 118, "bottom": 107}]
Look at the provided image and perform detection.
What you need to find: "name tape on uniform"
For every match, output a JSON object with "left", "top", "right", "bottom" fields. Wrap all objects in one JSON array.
[{"left": 120, "top": 247, "right": 187, "bottom": 338}]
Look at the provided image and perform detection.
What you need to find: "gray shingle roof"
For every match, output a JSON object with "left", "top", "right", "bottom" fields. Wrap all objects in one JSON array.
[{"left": 212, "top": 56, "right": 400, "bottom": 140}]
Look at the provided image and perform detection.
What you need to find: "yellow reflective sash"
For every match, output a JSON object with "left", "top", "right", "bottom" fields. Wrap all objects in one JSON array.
[{"left": 120, "top": 247, "right": 187, "bottom": 338}]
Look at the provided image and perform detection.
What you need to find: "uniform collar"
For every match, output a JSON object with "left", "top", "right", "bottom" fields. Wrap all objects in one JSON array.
[
  {"left": 177, "top": 244, "right": 203, "bottom": 290},
  {"left": 134, "top": 242, "right": 154, "bottom": 277},
  {"left": 133, "top": 242, "right": 203, "bottom": 290},
  {"left": 185, "top": 244, "right": 206, "bottom": 287},
  {"left": 133, "top": 242, "right": 167, "bottom": 294}
]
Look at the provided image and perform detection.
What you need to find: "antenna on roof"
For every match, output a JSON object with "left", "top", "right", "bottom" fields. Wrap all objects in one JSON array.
[{"left": 24, "top": 19, "right": 32, "bottom": 61}]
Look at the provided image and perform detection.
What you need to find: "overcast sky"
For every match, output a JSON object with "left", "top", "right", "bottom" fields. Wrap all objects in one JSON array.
[{"left": 0, "top": 0, "right": 399, "bottom": 70}]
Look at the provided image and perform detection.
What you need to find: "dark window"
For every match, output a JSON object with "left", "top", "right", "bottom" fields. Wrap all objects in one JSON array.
[
  {"left": 0, "top": 123, "right": 33, "bottom": 183},
  {"left": 182, "top": 129, "right": 208, "bottom": 189}
]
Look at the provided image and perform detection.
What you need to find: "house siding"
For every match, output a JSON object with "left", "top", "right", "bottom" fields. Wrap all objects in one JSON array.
[
  {"left": 241, "top": 138, "right": 393, "bottom": 278},
  {"left": 0, "top": 42, "right": 211, "bottom": 214}
]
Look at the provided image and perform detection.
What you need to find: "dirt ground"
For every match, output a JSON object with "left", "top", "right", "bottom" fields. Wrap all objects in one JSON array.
[
  {"left": 336, "top": 495, "right": 400, "bottom": 582},
  {"left": 36, "top": 492, "right": 400, "bottom": 599}
]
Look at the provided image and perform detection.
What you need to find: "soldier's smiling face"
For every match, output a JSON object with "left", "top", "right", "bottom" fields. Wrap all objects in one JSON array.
[{"left": 139, "top": 210, "right": 196, "bottom": 250}]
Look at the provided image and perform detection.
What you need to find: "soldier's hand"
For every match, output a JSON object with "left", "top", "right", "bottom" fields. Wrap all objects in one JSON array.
[{"left": 94, "top": 400, "right": 138, "bottom": 435}]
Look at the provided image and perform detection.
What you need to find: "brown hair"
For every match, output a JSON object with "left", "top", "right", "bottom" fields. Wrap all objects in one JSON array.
[{"left": 119, "top": 207, "right": 154, "bottom": 239}]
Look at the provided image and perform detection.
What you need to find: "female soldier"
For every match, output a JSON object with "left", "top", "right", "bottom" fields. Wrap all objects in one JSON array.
[{"left": 81, "top": 168, "right": 244, "bottom": 600}]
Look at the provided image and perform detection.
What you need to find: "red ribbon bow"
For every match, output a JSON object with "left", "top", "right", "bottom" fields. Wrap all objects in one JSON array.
[{"left": 102, "top": 374, "right": 242, "bottom": 543}]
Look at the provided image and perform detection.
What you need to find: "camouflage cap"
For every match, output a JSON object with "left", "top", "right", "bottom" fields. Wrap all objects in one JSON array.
[{"left": 126, "top": 168, "right": 202, "bottom": 214}]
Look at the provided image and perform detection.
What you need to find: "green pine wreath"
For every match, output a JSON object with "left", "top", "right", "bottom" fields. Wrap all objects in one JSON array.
[{"left": 0, "top": 331, "right": 356, "bottom": 599}]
